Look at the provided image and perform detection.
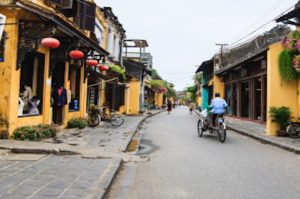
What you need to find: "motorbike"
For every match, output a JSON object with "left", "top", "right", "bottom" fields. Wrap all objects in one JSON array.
[{"left": 197, "top": 109, "right": 227, "bottom": 143}]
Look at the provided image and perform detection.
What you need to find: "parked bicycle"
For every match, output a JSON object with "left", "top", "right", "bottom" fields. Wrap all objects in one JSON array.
[
  {"left": 286, "top": 118, "right": 300, "bottom": 138},
  {"left": 197, "top": 109, "right": 227, "bottom": 143},
  {"left": 88, "top": 104, "right": 124, "bottom": 127}
]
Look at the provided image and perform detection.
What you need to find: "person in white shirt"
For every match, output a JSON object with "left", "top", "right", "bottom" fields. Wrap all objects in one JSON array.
[{"left": 210, "top": 92, "right": 228, "bottom": 127}]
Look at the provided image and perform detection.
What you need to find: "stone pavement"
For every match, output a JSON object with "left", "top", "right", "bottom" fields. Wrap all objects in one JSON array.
[
  {"left": 194, "top": 110, "right": 300, "bottom": 154},
  {"left": 0, "top": 155, "right": 121, "bottom": 199},
  {"left": 0, "top": 110, "right": 164, "bottom": 199}
]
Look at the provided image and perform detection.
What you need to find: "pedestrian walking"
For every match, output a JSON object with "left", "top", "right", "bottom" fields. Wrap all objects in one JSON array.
[
  {"left": 189, "top": 102, "right": 195, "bottom": 114},
  {"left": 167, "top": 99, "right": 172, "bottom": 114}
]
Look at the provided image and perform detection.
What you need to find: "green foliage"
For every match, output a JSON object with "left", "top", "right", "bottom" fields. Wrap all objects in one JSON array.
[
  {"left": 108, "top": 64, "right": 126, "bottom": 80},
  {"left": 193, "top": 73, "right": 203, "bottom": 84},
  {"left": 88, "top": 104, "right": 100, "bottom": 118},
  {"left": 12, "top": 124, "right": 57, "bottom": 141},
  {"left": 279, "top": 50, "right": 297, "bottom": 80},
  {"left": 269, "top": 106, "right": 292, "bottom": 130},
  {"left": 185, "top": 85, "right": 197, "bottom": 102},
  {"left": 151, "top": 69, "right": 162, "bottom": 80},
  {"left": 149, "top": 80, "right": 165, "bottom": 89},
  {"left": 166, "top": 86, "right": 176, "bottom": 97},
  {"left": 67, "top": 118, "right": 88, "bottom": 129}
]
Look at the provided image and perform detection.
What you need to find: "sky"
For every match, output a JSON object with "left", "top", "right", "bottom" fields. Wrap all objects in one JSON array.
[{"left": 96, "top": 0, "right": 298, "bottom": 91}]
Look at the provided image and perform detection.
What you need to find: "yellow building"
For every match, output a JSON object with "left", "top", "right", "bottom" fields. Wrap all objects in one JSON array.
[
  {"left": 0, "top": 0, "right": 108, "bottom": 137},
  {"left": 197, "top": 26, "right": 292, "bottom": 136}
]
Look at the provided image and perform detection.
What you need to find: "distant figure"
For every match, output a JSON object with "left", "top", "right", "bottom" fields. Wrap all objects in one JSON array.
[
  {"left": 189, "top": 102, "right": 195, "bottom": 114},
  {"left": 167, "top": 100, "right": 172, "bottom": 114}
]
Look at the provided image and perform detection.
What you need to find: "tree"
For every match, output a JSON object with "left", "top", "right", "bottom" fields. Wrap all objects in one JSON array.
[{"left": 151, "top": 69, "right": 162, "bottom": 80}]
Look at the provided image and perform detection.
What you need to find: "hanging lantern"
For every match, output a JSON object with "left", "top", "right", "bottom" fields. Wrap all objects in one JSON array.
[
  {"left": 41, "top": 38, "right": 60, "bottom": 49},
  {"left": 69, "top": 50, "right": 84, "bottom": 59},
  {"left": 86, "top": 59, "right": 98, "bottom": 66},
  {"left": 98, "top": 64, "right": 109, "bottom": 71}
]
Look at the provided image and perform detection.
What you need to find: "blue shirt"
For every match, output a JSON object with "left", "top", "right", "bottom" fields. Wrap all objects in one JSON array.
[{"left": 210, "top": 97, "right": 228, "bottom": 114}]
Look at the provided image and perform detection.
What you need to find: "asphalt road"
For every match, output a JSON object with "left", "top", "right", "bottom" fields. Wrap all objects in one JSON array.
[{"left": 106, "top": 106, "right": 300, "bottom": 199}]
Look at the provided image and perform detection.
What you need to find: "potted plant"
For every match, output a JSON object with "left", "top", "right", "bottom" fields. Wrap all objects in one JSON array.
[
  {"left": 269, "top": 106, "right": 292, "bottom": 136},
  {"left": 292, "top": 55, "right": 300, "bottom": 72}
]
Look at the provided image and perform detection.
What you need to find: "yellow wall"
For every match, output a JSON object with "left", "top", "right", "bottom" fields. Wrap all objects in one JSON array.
[
  {"left": 64, "top": 62, "right": 88, "bottom": 126},
  {"left": 127, "top": 80, "right": 140, "bottom": 115},
  {"left": 213, "top": 75, "right": 225, "bottom": 98},
  {"left": 0, "top": 13, "right": 19, "bottom": 135},
  {"left": 0, "top": 10, "right": 88, "bottom": 135},
  {"left": 266, "top": 43, "right": 299, "bottom": 136},
  {"left": 155, "top": 93, "right": 164, "bottom": 107},
  {"left": 95, "top": 3, "right": 108, "bottom": 49},
  {"left": 196, "top": 96, "right": 202, "bottom": 107}
]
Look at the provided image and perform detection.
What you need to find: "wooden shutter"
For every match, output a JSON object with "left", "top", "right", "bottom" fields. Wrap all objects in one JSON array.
[
  {"left": 61, "top": 0, "right": 73, "bottom": 9},
  {"left": 48, "top": 0, "right": 62, "bottom": 6},
  {"left": 48, "top": 0, "right": 73, "bottom": 8},
  {"left": 120, "top": 85, "right": 125, "bottom": 106},
  {"left": 81, "top": 1, "right": 96, "bottom": 31}
]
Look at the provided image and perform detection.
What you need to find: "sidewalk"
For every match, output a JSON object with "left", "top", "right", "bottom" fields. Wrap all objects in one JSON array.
[
  {"left": 194, "top": 110, "right": 300, "bottom": 154},
  {"left": 0, "top": 110, "right": 164, "bottom": 199}
]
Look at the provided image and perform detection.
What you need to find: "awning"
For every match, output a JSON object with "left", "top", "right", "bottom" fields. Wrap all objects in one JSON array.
[
  {"left": 276, "top": 1, "right": 300, "bottom": 23},
  {"left": 195, "top": 59, "right": 213, "bottom": 73},
  {"left": 16, "top": 0, "right": 108, "bottom": 56},
  {"left": 215, "top": 48, "right": 267, "bottom": 75}
]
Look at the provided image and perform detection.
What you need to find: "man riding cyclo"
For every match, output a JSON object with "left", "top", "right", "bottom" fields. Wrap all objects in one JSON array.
[{"left": 208, "top": 92, "right": 228, "bottom": 128}]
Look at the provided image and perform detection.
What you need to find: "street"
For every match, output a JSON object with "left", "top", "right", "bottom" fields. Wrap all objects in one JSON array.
[{"left": 107, "top": 106, "right": 300, "bottom": 199}]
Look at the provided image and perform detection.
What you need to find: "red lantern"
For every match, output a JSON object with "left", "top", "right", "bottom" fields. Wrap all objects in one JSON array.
[
  {"left": 86, "top": 59, "right": 98, "bottom": 66},
  {"left": 98, "top": 65, "right": 109, "bottom": 71},
  {"left": 41, "top": 38, "right": 60, "bottom": 49},
  {"left": 69, "top": 50, "right": 84, "bottom": 59}
]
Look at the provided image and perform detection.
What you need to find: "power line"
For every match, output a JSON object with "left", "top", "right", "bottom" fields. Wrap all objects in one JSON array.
[
  {"left": 230, "top": 0, "right": 290, "bottom": 43},
  {"left": 229, "top": 3, "right": 295, "bottom": 48}
]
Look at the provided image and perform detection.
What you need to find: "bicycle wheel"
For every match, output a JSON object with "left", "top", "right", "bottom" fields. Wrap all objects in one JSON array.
[
  {"left": 197, "top": 119, "right": 204, "bottom": 137},
  {"left": 218, "top": 122, "right": 226, "bottom": 143},
  {"left": 287, "top": 125, "right": 300, "bottom": 138},
  {"left": 110, "top": 114, "right": 124, "bottom": 127},
  {"left": 88, "top": 115, "right": 100, "bottom": 127}
]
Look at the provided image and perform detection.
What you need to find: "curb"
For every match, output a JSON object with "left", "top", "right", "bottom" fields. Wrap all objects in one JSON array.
[
  {"left": 98, "top": 110, "right": 165, "bottom": 199},
  {"left": 123, "top": 109, "right": 166, "bottom": 152},
  {"left": 10, "top": 148, "right": 81, "bottom": 155},
  {"left": 98, "top": 158, "right": 122, "bottom": 199},
  {"left": 194, "top": 110, "right": 300, "bottom": 155},
  {"left": 227, "top": 125, "right": 300, "bottom": 155}
]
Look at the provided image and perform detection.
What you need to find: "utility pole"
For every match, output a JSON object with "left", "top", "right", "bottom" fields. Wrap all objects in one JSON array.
[{"left": 215, "top": 43, "right": 228, "bottom": 68}]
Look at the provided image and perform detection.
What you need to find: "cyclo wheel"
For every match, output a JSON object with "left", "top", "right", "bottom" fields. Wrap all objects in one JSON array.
[
  {"left": 287, "top": 125, "right": 300, "bottom": 138},
  {"left": 197, "top": 119, "right": 204, "bottom": 137},
  {"left": 218, "top": 122, "right": 226, "bottom": 143},
  {"left": 88, "top": 115, "right": 100, "bottom": 127},
  {"left": 110, "top": 114, "right": 124, "bottom": 127}
]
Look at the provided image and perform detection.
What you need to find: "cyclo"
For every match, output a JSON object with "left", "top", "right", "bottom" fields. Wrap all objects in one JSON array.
[{"left": 197, "top": 106, "right": 227, "bottom": 143}]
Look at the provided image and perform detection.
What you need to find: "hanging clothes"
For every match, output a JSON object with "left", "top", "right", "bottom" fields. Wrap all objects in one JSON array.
[{"left": 52, "top": 86, "right": 67, "bottom": 107}]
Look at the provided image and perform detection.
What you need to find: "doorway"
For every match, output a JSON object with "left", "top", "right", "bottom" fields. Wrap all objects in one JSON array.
[
  {"left": 241, "top": 81, "right": 250, "bottom": 118},
  {"left": 51, "top": 62, "right": 65, "bottom": 125}
]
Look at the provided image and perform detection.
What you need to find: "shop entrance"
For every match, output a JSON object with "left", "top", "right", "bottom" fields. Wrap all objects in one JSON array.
[
  {"left": 51, "top": 62, "right": 65, "bottom": 125},
  {"left": 241, "top": 81, "right": 250, "bottom": 118}
]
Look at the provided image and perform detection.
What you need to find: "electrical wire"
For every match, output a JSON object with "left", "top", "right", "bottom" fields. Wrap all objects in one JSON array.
[
  {"left": 228, "top": 3, "right": 296, "bottom": 49},
  {"left": 230, "top": 0, "right": 290, "bottom": 43}
]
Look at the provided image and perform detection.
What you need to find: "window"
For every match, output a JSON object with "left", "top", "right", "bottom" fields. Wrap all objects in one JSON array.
[
  {"left": 95, "top": 20, "right": 104, "bottom": 46},
  {"left": 69, "top": 66, "right": 81, "bottom": 111},
  {"left": 19, "top": 52, "right": 45, "bottom": 117}
]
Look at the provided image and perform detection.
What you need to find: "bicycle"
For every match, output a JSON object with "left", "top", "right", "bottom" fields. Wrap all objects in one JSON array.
[
  {"left": 88, "top": 105, "right": 124, "bottom": 127},
  {"left": 197, "top": 112, "right": 227, "bottom": 143},
  {"left": 286, "top": 118, "right": 300, "bottom": 138}
]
